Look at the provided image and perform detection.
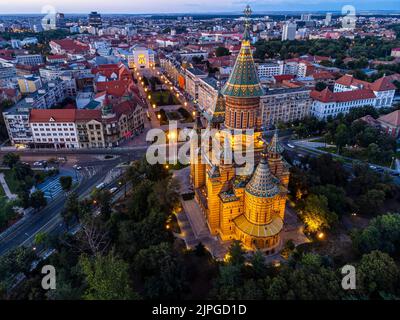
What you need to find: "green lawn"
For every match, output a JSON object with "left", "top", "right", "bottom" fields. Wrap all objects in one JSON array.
[{"left": 151, "top": 90, "right": 180, "bottom": 106}]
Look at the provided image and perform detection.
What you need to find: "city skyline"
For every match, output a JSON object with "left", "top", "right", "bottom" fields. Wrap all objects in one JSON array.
[{"left": 1, "top": 0, "right": 399, "bottom": 14}]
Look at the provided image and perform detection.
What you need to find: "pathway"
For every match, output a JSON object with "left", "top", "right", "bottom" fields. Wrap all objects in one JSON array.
[{"left": 0, "top": 173, "right": 17, "bottom": 200}]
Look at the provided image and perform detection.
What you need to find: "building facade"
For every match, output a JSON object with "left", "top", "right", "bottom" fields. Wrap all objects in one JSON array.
[
  {"left": 311, "top": 88, "right": 376, "bottom": 120},
  {"left": 261, "top": 87, "right": 312, "bottom": 127},
  {"left": 30, "top": 109, "right": 80, "bottom": 149}
]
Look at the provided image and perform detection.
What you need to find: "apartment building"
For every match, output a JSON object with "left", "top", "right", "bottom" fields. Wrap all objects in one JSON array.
[
  {"left": 30, "top": 109, "right": 80, "bottom": 149},
  {"left": 17, "top": 75, "right": 42, "bottom": 94},
  {"left": 260, "top": 87, "right": 312, "bottom": 128},
  {"left": 75, "top": 110, "right": 105, "bottom": 148},
  {"left": 197, "top": 77, "right": 221, "bottom": 113},
  {"left": 39, "top": 64, "right": 92, "bottom": 82},
  {"left": 257, "top": 62, "right": 281, "bottom": 78},
  {"left": 15, "top": 54, "right": 43, "bottom": 66},
  {"left": 334, "top": 74, "right": 396, "bottom": 108},
  {"left": 184, "top": 67, "right": 208, "bottom": 102},
  {"left": 311, "top": 88, "right": 377, "bottom": 120},
  {"left": 3, "top": 105, "right": 33, "bottom": 146}
]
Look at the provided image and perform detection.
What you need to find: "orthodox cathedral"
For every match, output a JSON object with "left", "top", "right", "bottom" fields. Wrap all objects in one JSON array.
[{"left": 190, "top": 5, "right": 290, "bottom": 254}]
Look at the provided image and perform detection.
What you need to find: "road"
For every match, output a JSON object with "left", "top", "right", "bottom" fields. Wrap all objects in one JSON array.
[
  {"left": 280, "top": 136, "right": 400, "bottom": 185},
  {"left": 0, "top": 151, "right": 144, "bottom": 256}
]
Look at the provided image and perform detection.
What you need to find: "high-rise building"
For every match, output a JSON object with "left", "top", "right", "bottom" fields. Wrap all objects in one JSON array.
[
  {"left": 88, "top": 11, "right": 102, "bottom": 28},
  {"left": 282, "top": 21, "right": 297, "bottom": 41},
  {"left": 325, "top": 13, "right": 332, "bottom": 26},
  {"left": 190, "top": 5, "right": 290, "bottom": 253},
  {"left": 42, "top": 12, "right": 65, "bottom": 31},
  {"left": 301, "top": 13, "right": 312, "bottom": 21}
]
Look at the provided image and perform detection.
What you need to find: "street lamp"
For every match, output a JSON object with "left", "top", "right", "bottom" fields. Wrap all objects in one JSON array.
[{"left": 157, "top": 114, "right": 161, "bottom": 120}]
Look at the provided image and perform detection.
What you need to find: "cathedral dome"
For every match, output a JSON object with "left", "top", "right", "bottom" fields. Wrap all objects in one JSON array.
[{"left": 245, "top": 153, "right": 279, "bottom": 198}]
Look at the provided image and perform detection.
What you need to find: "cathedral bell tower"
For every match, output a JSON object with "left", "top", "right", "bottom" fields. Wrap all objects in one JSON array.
[{"left": 221, "top": 5, "right": 264, "bottom": 131}]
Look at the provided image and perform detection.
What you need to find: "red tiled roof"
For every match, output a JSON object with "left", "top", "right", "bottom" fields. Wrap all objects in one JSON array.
[
  {"left": 47, "top": 54, "right": 68, "bottom": 60},
  {"left": 312, "top": 71, "right": 335, "bottom": 80},
  {"left": 96, "top": 80, "right": 133, "bottom": 98},
  {"left": 359, "top": 115, "right": 380, "bottom": 126},
  {"left": 311, "top": 88, "right": 376, "bottom": 103},
  {"left": 274, "top": 75, "right": 295, "bottom": 82},
  {"left": 50, "top": 39, "right": 89, "bottom": 54},
  {"left": 369, "top": 76, "right": 397, "bottom": 91},
  {"left": 75, "top": 109, "right": 102, "bottom": 121},
  {"left": 30, "top": 109, "right": 76, "bottom": 123},
  {"left": 378, "top": 110, "right": 400, "bottom": 127},
  {"left": 336, "top": 74, "right": 396, "bottom": 91},
  {"left": 113, "top": 100, "right": 141, "bottom": 118}
]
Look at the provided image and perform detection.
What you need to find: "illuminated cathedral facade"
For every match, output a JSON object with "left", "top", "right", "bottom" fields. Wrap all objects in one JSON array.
[{"left": 190, "top": 6, "right": 290, "bottom": 253}]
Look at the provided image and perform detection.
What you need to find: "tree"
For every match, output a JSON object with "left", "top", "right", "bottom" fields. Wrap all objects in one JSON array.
[
  {"left": 357, "top": 189, "right": 386, "bottom": 216},
  {"left": 194, "top": 242, "right": 206, "bottom": 257},
  {"left": 356, "top": 251, "right": 400, "bottom": 298},
  {"left": 61, "top": 192, "right": 80, "bottom": 227},
  {"left": 250, "top": 251, "right": 267, "bottom": 279},
  {"left": 215, "top": 46, "right": 230, "bottom": 57},
  {"left": 312, "top": 184, "right": 348, "bottom": 216},
  {"left": 0, "top": 247, "right": 36, "bottom": 292},
  {"left": 134, "top": 242, "right": 185, "bottom": 299},
  {"left": 80, "top": 251, "right": 139, "bottom": 300},
  {"left": 301, "top": 194, "right": 338, "bottom": 233},
  {"left": 59, "top": 176, "right": 73, "bottom": 191},
  {"left": 30, "top": 190, "right": 47, "bottom": 211},
  {"left": 91, "top": 189, "right": 112, "bottom": 221},
  {"left": 226, "top": 240, "right": 245, "bottom": 266},
  {"left": 2, "top": 153, "right": 20, "bottom": 168},
  {"left": 34, "top": 232, "right": 48, "bottom": 246},
  {"left": 0, "top": 198, "right": 18, "bottom": 230},
  {"left": 352, "top": 213, "right": 400, "bottom": 254},
  {"left": 265, "top": 253, "right": 343, "bottom": 300},
  {"left": 335, "top": 123, "right": 349, "bottom": 153}
]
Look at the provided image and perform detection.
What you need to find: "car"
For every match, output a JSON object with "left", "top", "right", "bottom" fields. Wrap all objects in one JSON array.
[
  {"left": 369, "top": 165, "right": 377, "bottom": 170},
  {"left": 96, "top": 183, "right": 105, "bottom": 190},
  {"left": 33, "top": 161, "right": 42, "bottom": 166},
  {"left": 109, "top": 187, "right": 118, "bottom": 194},
  {"left": 76, "top": 166, "right": 82, "bottom": 170},
  {"left": 287, "top": 143, "right": 295, "bottom": 149},
  {"left": 391, "top": 171, "right": 400, "bottom": 176}
]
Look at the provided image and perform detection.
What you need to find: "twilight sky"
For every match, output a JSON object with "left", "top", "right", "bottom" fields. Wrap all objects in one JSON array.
[{"left": 0, "top": 0, "right": 398, "bottom": 14}]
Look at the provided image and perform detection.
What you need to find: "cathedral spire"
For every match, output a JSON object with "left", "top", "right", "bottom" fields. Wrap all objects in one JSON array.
[
  {"left": 221, "top": 5, "right": 263, "bottom": 99},
  {"left": 267, "top": 129, "right": 284, "bottom": 159},
  {"left": 243, "top": 4, "right": 252, "bottom": 42}
]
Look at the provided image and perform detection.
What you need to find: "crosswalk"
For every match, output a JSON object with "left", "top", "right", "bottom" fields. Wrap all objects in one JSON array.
[{"left": 37, "top": 175, "right": 77, "bottom": 200}]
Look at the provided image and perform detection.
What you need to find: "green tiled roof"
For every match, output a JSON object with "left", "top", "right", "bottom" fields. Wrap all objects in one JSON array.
[
  {"left": 221, "top": 41, "right": 264, "bottom": 98},
  {"left": 267, "top": 130, "right": 284, "bottom": 155},
  {"left": 245, "top": 152, "right": 280, "bottom": 198},
  {"left": 203, "top": 91, "right": 225, "bottom": 124}
]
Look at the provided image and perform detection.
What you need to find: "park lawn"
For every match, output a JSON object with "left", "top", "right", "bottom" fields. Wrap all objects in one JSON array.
[
  {"left": 317, "top": 146, "right": 337, "bottom": 153},
  {"left": 151, "top": 90, "right": 180, "bottom": 106},
  {"left": 310, "top": 137, "right": 327, "bottom": 143}
]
